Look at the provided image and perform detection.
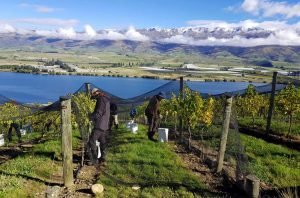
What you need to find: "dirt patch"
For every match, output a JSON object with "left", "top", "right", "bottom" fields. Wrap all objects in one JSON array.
[
  {"left": 173, "top": 142, "right": 246, "bottom": 197},
  {"left": 57, "top": 165, "right": 99, "bottom": 198},
  {"left": 53, "top": 149, "right": 105, "bottom": 198}
]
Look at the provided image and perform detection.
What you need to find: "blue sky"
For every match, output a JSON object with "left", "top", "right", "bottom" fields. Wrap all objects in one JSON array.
[{"left": 1, "top": 0, "right": 300, "bottom": 30}]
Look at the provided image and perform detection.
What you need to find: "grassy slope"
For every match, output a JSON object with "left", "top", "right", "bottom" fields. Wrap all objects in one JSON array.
[
  {"left": 241, "top": 134, "right": 300, "bottom": 187},
  {"left": 0, "top": 130, "right": 81, "bottom": 198},
  {"left": 97, "top": 124, "right": 213, "bottom": 197}
]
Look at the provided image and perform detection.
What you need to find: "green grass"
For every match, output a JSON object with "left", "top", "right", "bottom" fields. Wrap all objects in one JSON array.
[
  {"left": 97, "top": 124, "right": 212, "bottom": 197},
  {"left": 241, "top": 134, "right": 300, "bottom": 187},
  {"left": 0, "top": 129, "right": 81, "bottom": 197}
]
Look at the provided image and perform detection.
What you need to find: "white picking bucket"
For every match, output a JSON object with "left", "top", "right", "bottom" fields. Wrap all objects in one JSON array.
[
  {"left": 158, "top": 128, "right": 169, "bottom": 142},
  {"left": 130, "top": 123, "right": 138, "bottom": 134},
  {"left": 0, "top": 134, "right": 5, "bottom": 147},
  {"left": 20, "top": 129, "right": 26, "bottom": 136}
]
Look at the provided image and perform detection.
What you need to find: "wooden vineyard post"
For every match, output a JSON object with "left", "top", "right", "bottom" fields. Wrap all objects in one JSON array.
[
  {"left": 81, "top": 83, "right": 91, "bottom": 167},
  {"left": 244, "top": 175, "right": 260, "bottom": 198},
  {"left": 216, "top": 96, "right": 233, "bottom": 173},
  {"left": 85, "top": 82, "right": 92, "bottom": 136},
  {"left": 60, "top": 96, "right": 73, "bottom": 187},
  {"left": 85, "top": 83, "right": 91, "bottom": 96},
  {"left": 266, "top": 71, "right": 277, "bottom": 134},
  {"left": 179, "top": 76, "right": 184, "bottom": 142}
]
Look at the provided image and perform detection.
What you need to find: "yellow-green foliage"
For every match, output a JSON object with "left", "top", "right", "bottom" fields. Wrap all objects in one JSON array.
[
  {"left": 135, "top": 101, "right": 148, "bottom": 120},
  {"left": 236, "top": 84, "right": 264, "bottom": 125},
  {"left": 0, "top": 103, "right": 31, "bottom": 131},
  {"left": 275, "top": 84, "right": 300, "bottom": 136},
  {"left": 200, "top": 97, "right": 215, "bottom": 127},
  {"left": 160, "top": 95, "right": 178, "bottom": 121},
  {"left": 72, "top": 92, "right": 96, "bottom": 127},
  {"left": 178, "top": 87, "right": 204, "bottom": 129}
]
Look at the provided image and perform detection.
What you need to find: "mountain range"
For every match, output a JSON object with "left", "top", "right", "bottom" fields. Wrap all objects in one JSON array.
[{"left": 1, "top": 27, "right": 300, "bottom": 65}]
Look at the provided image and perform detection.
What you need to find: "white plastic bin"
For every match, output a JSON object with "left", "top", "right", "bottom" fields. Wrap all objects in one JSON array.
[
  {"left": 0, "top": 134, "right": 4, "bottom": 147},
  {"left": 158, "top": 128, "right": 169, "bottom": 142},
  {"left": 126, "top": 120, "right": 134, "bottom": 129},
  {"left": 20, "top": 129, "right": 26, "bottom": 136},
  {"left": 130, "top": 123, "right": 138, "bottom": 134}
]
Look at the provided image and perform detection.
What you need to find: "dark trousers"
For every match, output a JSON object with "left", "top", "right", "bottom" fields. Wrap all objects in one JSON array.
[
  {"left": 8, "top": 126, "right": 21, "bottom": 142},
  {"left": 146, "top": 114, "right": 158, "bottom": 139},
  {"left": 87, "top": 129, "right": 107, "bottom": 164}
]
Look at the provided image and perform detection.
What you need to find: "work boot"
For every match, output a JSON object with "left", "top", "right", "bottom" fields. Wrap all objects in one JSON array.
[
  {"left": 98, "top": 157, "right": 106, "bottom": 164},
  {"left": 147, "top": 131, "right": 157, "bottom": 142}
]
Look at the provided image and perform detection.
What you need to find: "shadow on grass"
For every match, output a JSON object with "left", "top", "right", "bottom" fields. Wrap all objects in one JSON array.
[
  {"left": 33, "top": 151, "right": 59, "bottom": 161},
  {"left": 0, "top": 170, "right": 63, "bottom": 186},
  {"left": 0, "top": 148, "right": 24, "bottom": 165}
]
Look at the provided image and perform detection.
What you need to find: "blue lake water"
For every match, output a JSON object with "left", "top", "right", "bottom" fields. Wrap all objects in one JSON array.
[{"left": 0, "top": 72, "right": 264, "bottom": 103}]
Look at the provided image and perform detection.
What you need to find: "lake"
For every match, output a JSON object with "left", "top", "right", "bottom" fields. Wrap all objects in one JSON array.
[{"left": 0, "top": 72, "right": 264, "bottom": 104}]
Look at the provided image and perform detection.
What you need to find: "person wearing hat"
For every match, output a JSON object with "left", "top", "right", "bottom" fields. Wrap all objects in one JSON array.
[
  {"left": 87, "top": 88, "right": 110, "bottom": 165},
  {"left": 145, "top": 91, "right": 166, "bottom": 141}
]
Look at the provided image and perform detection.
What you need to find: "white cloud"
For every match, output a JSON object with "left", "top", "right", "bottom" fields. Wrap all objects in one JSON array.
[
  {"left": 241, "top": 0, "right": 300, "bottom": 18},
  {"left": 35, "top": 27, "right": 77, "bottom": 39},
  {"left": 15, "top": 18, "right": 79, "bottom": 27},
  {"left": 165, "top": 19, "right": 300, "bottom": 47},
  {"left": 241, "top": 0, "right": 260, "bottom": 14},
  {"left": 58, "top": 27, "right": 76, "bottom": 39},
  {"left": 19, "top": 3, "right": 61, "bottom": 13},
  {"left": 99, "top": 30, "right": 126, "bottom": 40},
  {"left": 125, "top": 26, "right": 149, "bottom": 41},
  {"left": 34, "top": 25, "right": 147, "bottom": 41},
  {"left": 84, "top": 25, "right": 97, "bottom": 38},
  {"left": 0, "top": 24, "right": 16, "bottom": 33}
]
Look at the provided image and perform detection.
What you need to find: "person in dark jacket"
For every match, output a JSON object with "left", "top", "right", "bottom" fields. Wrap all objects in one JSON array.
[
  {"left": 130, "top": 108, "right": 137, "bottom": 120},
  {"left": 8, "top": 122, "right": 22, "bottom": 143},
  {"left": 87, "top": 88, "right": 110, "bottom": 165},
  {"left": 145, "top": 91, "right": 166, "bottom": 141},
  {"left": 109, "top": 102, "right": 118, "bottom": 131}
]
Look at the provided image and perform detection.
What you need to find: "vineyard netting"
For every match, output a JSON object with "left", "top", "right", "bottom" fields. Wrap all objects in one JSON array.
[{"left": 1, "top": 78, "right": 299, "bottom": 184}]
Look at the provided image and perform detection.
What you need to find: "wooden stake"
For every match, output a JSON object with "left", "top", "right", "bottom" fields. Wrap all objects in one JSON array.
[
  {"left": 85, "top": 83, "right": 90, "bottom": 96},
  {"left": 216, "top": 96, "right": 233, "bottom": 173},
  {"left": 179, "top": 76, "right": 183, "bottom": 142},
  {"left": 266, "top": 72, "right": 277, "bottom": 134},
  {"left": 60, "top": 96, "right": 73, "bottom": 187}
]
